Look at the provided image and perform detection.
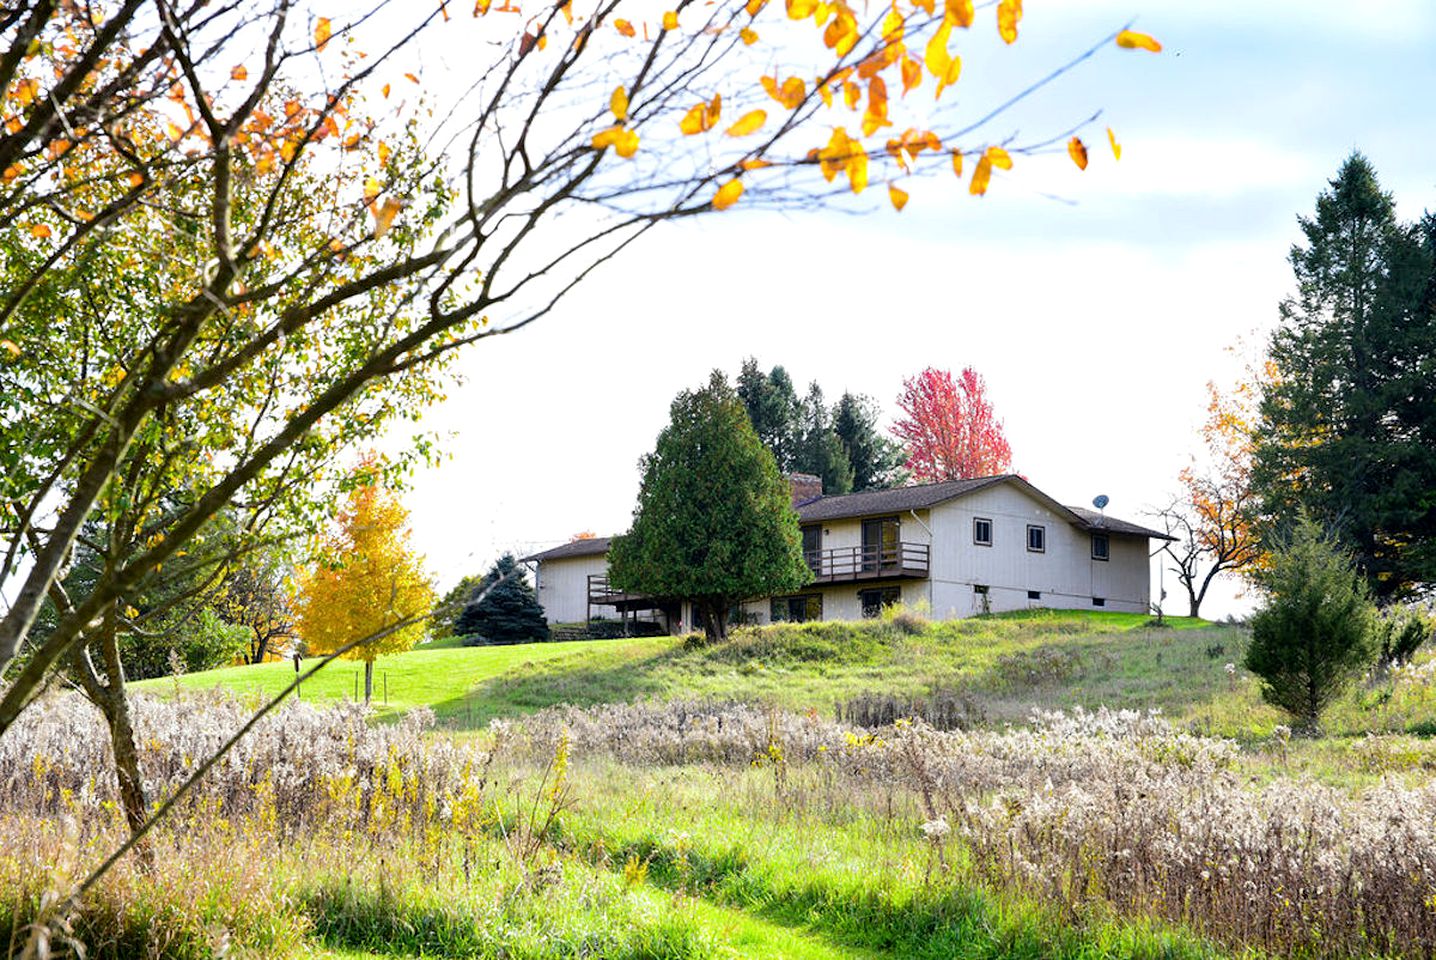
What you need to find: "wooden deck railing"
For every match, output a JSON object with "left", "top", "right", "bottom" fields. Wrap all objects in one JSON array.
[{"left": 804, "top": 542, "right": 929, "bottom": 583}]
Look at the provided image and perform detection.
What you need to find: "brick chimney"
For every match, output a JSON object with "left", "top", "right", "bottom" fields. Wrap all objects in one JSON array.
[{"left": 787, "top": 472, "right": 823, "bottom": 507}]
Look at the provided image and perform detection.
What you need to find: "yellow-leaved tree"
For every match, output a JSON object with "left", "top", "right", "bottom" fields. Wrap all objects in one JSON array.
[{"left": 295, "top": 464, "right": 434, "bottom": 702}]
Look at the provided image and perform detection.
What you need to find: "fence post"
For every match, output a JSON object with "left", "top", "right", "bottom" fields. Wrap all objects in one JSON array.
[
  {"left": 383, "top": 671, "right": 388, "bottom": 705},
  {"left": 353, "top": 670, "right": 358, "bottom": 702}
]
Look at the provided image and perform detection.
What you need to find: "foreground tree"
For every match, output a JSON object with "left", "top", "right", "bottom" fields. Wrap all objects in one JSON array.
[
  {"left": 1244, "top": 515, "right": 1375, "bottom": 735},
  {"left": 892, "top": 366, "right": 1012, "bottom": 482},
  {"left": 609, "top": 372, "right": 810, "bottom": 642},
  {"left": 294, "top": 466, "right": 433, "bottom": 702},
  {"left": 0, "top": 0, "right": 1163, "bottom": 742},
  {"left": 1158, "top": 379, "right": 1264, "bottom": 617},
  {"left": 455, "top": 554, "right": 549, "bottom": 645},
  {"left": 1251, "top": 154, "right": 1436, "bottom": 602}
]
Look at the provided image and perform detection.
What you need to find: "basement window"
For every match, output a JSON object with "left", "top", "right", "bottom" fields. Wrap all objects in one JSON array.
[
  {"left": 1027, "top": 590, "right": 1041, "bottom": 600},
  {"left": 1092, "top": 597, "right": 1106, "bottom": 607},
  {"left": 973, "top": 517, "right": 993, "bottom": 546}
]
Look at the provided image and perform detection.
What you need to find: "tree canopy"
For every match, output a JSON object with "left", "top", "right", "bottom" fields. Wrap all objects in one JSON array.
[
  {"left": 1251, "top": 154, "right": 1436, "bottom": 602},
  {"left": 892, "top": 366, "right": 1012, "bottom": 482},
  {"left": 608, "top": 371, "right": 810, "bottom": 642},
  {"left": 455, "top": 553, "right": 549, "bottom": 645}
]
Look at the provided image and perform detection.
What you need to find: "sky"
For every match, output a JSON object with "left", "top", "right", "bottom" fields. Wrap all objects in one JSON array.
[{"left": 390, "top": 0, "right": 1436, "bottom": 618}]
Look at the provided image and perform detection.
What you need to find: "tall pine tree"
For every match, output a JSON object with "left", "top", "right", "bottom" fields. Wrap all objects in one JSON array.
[
  {"left": 795, "top": 382, "right": 854, "bottom": 494},
  {"left": 455, "top": 554, "right": 549, "bottom": 645},
  {"left": 1251, "top": 153, "right": 1436, "bottom": 602},
  {"left": 833, "top": 391, "right": 905, "bottom": 491},
  {"left": 736, "top": 357, "right": 802, "bottom": 471}
]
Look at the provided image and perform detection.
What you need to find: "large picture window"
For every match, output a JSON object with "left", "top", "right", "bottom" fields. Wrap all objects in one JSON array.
[
  {"left": 859, "top": 586, "right": 900, "bottom": 618},
  {"left": 771, "top": 594, "right": 823, "bottom": 623}
]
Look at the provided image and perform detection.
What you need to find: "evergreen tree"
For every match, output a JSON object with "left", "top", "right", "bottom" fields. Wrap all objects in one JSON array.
[
  {"left": 609, "top": 371, "right": 811, "bottom": 643},
  {"left": 794, "top": 382, "right": 854, "bottom": 494},
  {"left": 736, "top": 357, "right": 802, "bottom": 470},
  {"left": 1252, "top": 153, "right": 1436, "bottom": 601},
  {"left": 432, "top": 573, "right": 483, "bottom": 640},
  {"left": 1244, "top": 514, "right": 1375, "bottom": 735},
  {"left": 833, "top": 391, "right": 905, "bottom": 490},
  {"left": 455, "top": 554, "right": 549, "bottom": 645}
]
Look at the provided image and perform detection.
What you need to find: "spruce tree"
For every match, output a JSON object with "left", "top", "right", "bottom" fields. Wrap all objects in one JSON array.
[
  {"left": 833, "top": 391, "right": 905, "bottom": 490},
  {"left": 609, "top": 371, "right": 811, "bottom": 643},
  {"left": 456, "top": 554, "right": 549, "bottom": 645},
  {"left": 736, "top": 357, "right": 802, "bottom": 471},
  {"left": 1252, "top": 153, "right": 1436, "bottom": 601},
  {"left": 1244, "top": 515, "right": 1375, "bottom": 735}
]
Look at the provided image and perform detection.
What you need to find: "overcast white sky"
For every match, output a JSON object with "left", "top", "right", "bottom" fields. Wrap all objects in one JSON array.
[{"left": 390, "top": 1, "right": 1436, "bottom": 618}]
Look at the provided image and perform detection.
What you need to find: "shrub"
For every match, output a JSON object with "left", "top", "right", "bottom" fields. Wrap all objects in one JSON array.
[
  {"left": 1244, "top": 515, "right": 1375, "bottom": 734},
  {"left": 1375, "top": 607, "right": 1433, "bottom": 667}
]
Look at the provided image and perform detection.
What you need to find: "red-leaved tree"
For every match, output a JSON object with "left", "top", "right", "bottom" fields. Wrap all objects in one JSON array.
[{"left": 892, "top": 367, "right": 1013, "bottom": 482}]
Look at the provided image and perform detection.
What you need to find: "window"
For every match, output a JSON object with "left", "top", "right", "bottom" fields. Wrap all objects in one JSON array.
[
  {"left": 1092, "top": 597, "right": 1106, "bottom": 607},
  {"left": 1091, "top": 533, "right": 1110, "bottom": 561},
  {"left": 1026, "top": 524, "right": 1046, "bottom": 553},
  {"left": 861, "top": 516, "right": 901, "bottom": 571},
  {"left": 859, "top": 586, "right": 900, "bottom": 618},
  {"left": 771, "top": 594, "right": 822, "bottom": 623},
  {"left": 973, "top": 517, "right": 993, "bottom": 546},
  {"left": 973, "top": 584, "right": 989, "bottom": 595},
  {"left": 1027, "top": 590, "right": 1041, "bottom": 600},
  {"left": 801, "top": 525, "right": 823, "bottom": 575}
]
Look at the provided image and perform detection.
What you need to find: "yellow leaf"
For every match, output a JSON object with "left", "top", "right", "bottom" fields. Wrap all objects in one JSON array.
[
  {"left": 0, "top": 339, "right": 18, "bottom": 358},
  {"left": 996, "top": 0, "right": 1020, "bottom": 44},
  {"left": 944, "top": 0, "right": 973, "bottom": 28},
  {"left": 364, "top": 176, "right": 381, "bottom": 201},
  {"left": 611, "top": 85, "right": 629, "bottom": 121},
  {"left": 950, "top": 149, "right": 962, "bottom": 177},
  {"left": 592, "top": 124, "right": 640, "bottom": 157},
  {"left": 726, "top": 110, "right": 767, "bottom": 136},
  {"left": 888, "top": 183, "right": 908, "bottom": 211},
  {"left": 786, "top": 0, "right": 818, "bottom": 19},
  {"left": 373, "top": 197, "right": 402, "bottom": 238},
  {"left": 900, "top": 56, "right": 922, "bottom": 96},
  {"left": 614, "top": 18, "right": 636, "bottom": 36},
  {"left": 712, "top": 179, "right": 744, "bottom": 210},
  {"left": 969, "top": 153, "right": 992, "bottom": 195},
  {"left": 745, "top": 0, "right": 767, "bottom": 14},
  {"left": 315, "top": 16, "right": 332, "bottom": 51},
  {"left": 1115, "top": 30, "right": 1162, "bottom": 52},
  {"left": 406, "top": 72, "right": 420, "bottom": 84},
  {"left": 663, "top": 10, "right": 679, "bottom": 30},
  {"left": 847, "top": 151, "right": 867, "bottom": 193},
  {"left": 231, "top": 64, "right": 248, "bottom": 81},
  {"left": 761, "top": 75, "right": 806, "bottom": 110},
  {"left": 123, "top": 606, "right": 139, "bottom": 619},
  {"left": 986, "top": 145, "right": 1012, "bottom": 169},
  {"left": 378, "top": 141, "right": 392, "bottom": 165},
  {"left": 30, "top": 223, "right": 51, "bottom": 238},
  {"left": 1067, "top": 136, "right": 1088, "bottom": 170},
  {"left": 739, "top": 158, "right": 772, "bottom": 171},
  {"left": 382, "top": 83, "right": 391, "bottom": 98},
  {"left": 1107, "top": 126, "right": 1121, "bottom": 160},
  {"left": 740, "top": 27, "right": 758, "bottom": 44},
  {"left": 924, "top": 22, "right": 952, "bottom": 82},
  {"left": 561, "top": 0, "right": 573, "bottom": 23}
]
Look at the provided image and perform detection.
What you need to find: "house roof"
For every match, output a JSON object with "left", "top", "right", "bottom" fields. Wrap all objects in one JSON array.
[
  {"left": 795, "top": 475, "right": 1010, "bottom": 522},
  {"left": 521, "top": 536, "right": 612, "bottom": 563},
  {"left": 1065, "top": 507, "right": 1174, "bottom": 541}
]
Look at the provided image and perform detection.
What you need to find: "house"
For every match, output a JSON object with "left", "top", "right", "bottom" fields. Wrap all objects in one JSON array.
[{"left": 522, "top": 474, "right": 1173, "bottom": 632}]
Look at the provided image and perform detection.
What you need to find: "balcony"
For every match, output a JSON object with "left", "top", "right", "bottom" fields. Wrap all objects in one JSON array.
[
  {"left": 588, "top": 574, "right": 659, "bottom": 609},
  {"left": 805, "top": 542, "right": 930, "bottom": 584}
]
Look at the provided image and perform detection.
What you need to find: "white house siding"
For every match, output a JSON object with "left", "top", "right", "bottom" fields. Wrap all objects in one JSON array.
[
  {"left": 740, "top": 578, "right": 931, "bottom": 625},
  {"left": 533, "top": 554, "right": 608, "bottom": 624},
  {"left": 926, "top": 484, "right": 1150, "bottom": 617}
]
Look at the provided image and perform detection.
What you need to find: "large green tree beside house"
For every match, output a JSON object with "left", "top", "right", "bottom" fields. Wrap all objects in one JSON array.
[
  {"left": 1251, "top": 154, "right": 1436, "bottom": 602},
  {"left": 609, "top": 372, "right": 811, "bottom": 643}
]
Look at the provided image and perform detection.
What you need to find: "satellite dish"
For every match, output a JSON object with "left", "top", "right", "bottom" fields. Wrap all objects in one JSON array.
[{"left": 1092, "top": 494, "right": 1109, "bottom": 511}]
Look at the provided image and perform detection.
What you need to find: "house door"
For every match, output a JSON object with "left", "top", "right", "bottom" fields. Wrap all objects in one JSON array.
[
  {"left": 801, "top": 524, "right": 822, "bottom": 576},
  {"left": 861, "top": 517, "right": 899, "bottom": 572}
]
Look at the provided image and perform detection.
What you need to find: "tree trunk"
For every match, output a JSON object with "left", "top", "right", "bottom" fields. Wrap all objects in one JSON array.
[
  {"left": 702, "top": 601, "right": 728, "bottom": 645},
  {"left": 250, "top": 630, "right": 270, "bottom": 664},
  {"left": 94, "top": 607, "right": 151, "bottom": 842},
  {"left": 364, "top": 658, "right": 374, "bottom": 703}
]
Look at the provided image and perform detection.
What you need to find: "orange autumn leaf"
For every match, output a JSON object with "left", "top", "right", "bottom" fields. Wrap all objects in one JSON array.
[
  {"left": 230, "top": 64, "right": 248, "bottom": 81},
  {"left": 944, "top": 0, "right": 973, "bottom": 27},
  {"left": 712, "top": 179, "right": 744, "bottom": 210},
  {"left": 786, "top": 0, "right": 818, "bottom": 19},
  {"left": 378, "top": 141, "right": 392, "bottom": 165},
  {"left": 996, "top": 0, "right": 1021, "bottom": 44},
  {"left": 662, "top": 10, "right": 679, "bottom": 29},
  {"left": 745, "top": 0, "right": 767, "bottom": 14},
  {"left": 315, "top": 16, "right": 332, "bottom": 51},
  {"left": 610, "top": 85, "right": 629, "bottom": 121},
  {"left": 373, "top": 197, "right": 402, "bottom": 238},
  {"left": 127, "top": 171, "right": 145, "bottom": 186},
  {"left": 739, "top": 157, "right": 772, "bottom": 170},
  {"left": 614, "top": 18, "right": 636, "bottom": 36},
  {"left": 0, "top": 339, "right": 19, "bottom": 359},
  {"left": 888, "top": 183, "right": 908, "bottom": 211},
  {"left": 843, "top": 81, "right": 860, "bottom": 109},
  {"left": 950, "top": 149, "right": 963, "bottom": 177},
  {"left": 382, "top": 83, "right": 391, "bottom": 98},
  {"left": 30, "top": 223, "right": 51, "bottom": 238},
  {"left": 1067, "top": 136, "right": 1088, "bottom": 170},
  {"left": 969, "top": 153, "right": 992, "bottom": 195},
  {"left": 761, "top": 75, "right": 806, "bottom": 109},
  {"left": 678, "top": 94, "right": 721, "bottom": 134},
  {"left": 900, "top": 56, "right": 922, "bottom": 95},
  {"left": 1115, "top": 30, "right": 1162, "bottom": 53},
  {"left": 1107, "top": 126, "right": 1121, "bottom": 160},
  {"left": 985, "top": 144, "right": 1012, "bottom": 169},
  {"left": 591, "top": 124, "right": 640, "bottom": 157},
  {"left": 861, "top": 75, "right": 889, "bottom": 136},
  {"left": 740, "top": 26, "right": 758, "bottom": 44},
  {"left": 725, "top": 110, "right": 767, "bottom": 136},
  {"left": 405, "top": 72, "right": 420, "bottom": 84}
]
